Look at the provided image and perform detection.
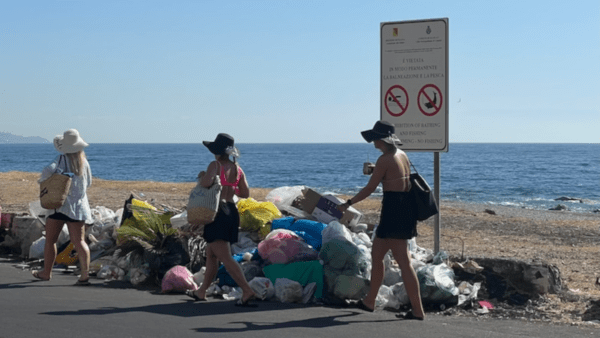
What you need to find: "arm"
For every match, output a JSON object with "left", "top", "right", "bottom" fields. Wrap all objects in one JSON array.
[
  {"left": 200, "top": 161, "right": 219, "bottom": 188},
  {"left": 337, "top": 156, "right": 387, "bottom": 211},
  {"left": 236, "top": 167, "right": 250, "bottom": 199}
]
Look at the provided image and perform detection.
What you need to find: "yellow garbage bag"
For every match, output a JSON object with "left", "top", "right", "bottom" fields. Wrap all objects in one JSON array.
[{"left": 237, "top": 198, "right": 282, "bottom": 238}]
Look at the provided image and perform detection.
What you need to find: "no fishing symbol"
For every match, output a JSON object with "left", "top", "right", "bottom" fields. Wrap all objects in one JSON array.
[
  {"left": 385, "top": 85, "right": 409, "bottom": 117},
  {"left": 418, "top": 84, "right": 443, "bottom": 116}
]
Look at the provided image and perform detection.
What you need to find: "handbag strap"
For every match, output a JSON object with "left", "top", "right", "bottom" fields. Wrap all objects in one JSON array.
[
  {"left": 57, "top": 155, "right": 70, "bottom": 173},
  {"left": 409, "top": 160, "right": 419, "bottom": 175}
]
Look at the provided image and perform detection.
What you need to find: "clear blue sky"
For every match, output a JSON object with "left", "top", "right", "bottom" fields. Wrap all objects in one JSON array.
[{"left": 1, "top": 0, "right": 598, "bottom": 144}]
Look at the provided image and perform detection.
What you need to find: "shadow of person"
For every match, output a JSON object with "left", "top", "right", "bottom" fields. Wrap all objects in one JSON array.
[{"left": 195, "top": 311, "right": 398, "bottom": 333}]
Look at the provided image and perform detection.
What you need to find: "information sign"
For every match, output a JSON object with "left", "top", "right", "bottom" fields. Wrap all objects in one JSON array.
[{"left": 380, "top": 19, "right": 448, "bottom": 152}]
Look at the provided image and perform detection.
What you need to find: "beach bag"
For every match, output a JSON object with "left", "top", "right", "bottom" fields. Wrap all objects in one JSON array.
[
  {"left": 187, "top": 162, "right": 222, "bottom": 233},
  {"left": 39, "top": 155, "right": 73, "bottom": 210},
  {"left": 409, "top": 162, "right": 439, "bottom": 221}
]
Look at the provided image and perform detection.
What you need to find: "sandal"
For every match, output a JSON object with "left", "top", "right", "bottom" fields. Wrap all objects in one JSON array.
[
  {"left": 185, "top": 290, "right": 207, "bottom": 302},
  {"left": 32, "top": 270, "right": 50, "bottom": 281},
  {"left": 396, "top": 311, "right": 424, "bottom": 321},
  {"left": 357, "top": 300, "right": 375, "bottom": 313},
  {"left": 74, "top": 279, "right": 91, "bottom": 286},
  {"left": 235, "top": 295, "right": 257, "bottom": 307}
]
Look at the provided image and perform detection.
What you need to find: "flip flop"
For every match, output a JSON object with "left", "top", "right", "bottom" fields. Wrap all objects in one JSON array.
[
  {"left": 235, "top": 295, "right": 257, "bottom": 307},
  {"left": 32, "top": 270, "right": 50, "bottom": 281},
  {"left": 357, "top": 300, "right": 375, "bottom": 313},
  {"left": 396, "top": 311, "right": 424, "bottom": 321},
  {"left": 74, "top": 279, "right": 91, "bottom": 286},
  {"left": 185, "top": 290, "right": 207, "bottom": 302}
]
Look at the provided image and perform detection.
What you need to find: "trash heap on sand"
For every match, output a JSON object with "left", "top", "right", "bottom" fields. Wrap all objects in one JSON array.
[{"left": 0, "top": 186, "right": 562, "bottom": 313}]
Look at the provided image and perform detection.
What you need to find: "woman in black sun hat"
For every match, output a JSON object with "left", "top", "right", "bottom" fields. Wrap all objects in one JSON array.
[
  {"left": 186, "top": 133, "right": 257, "bottom": 306},
  {"left": 338, "top": 121, "right": 425, "bottom": 320}
]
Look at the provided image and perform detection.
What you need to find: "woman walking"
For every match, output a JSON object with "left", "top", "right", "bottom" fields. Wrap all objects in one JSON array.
[
  {"left": 186, "top": 133, "right": 256, "bottom": 306},
  {"left": 32, "top": 129, "right": 92, "bottom": 286},
  {"left": 338, "top": 120, "right": 425, "bottom": 320}
]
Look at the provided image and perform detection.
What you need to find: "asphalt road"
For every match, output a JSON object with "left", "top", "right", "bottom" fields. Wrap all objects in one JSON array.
[{"left": 0, "top": 257, "right": 596, "bottom": 338}]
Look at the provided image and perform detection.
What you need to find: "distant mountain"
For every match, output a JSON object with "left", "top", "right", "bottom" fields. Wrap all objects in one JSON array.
[{"left": 0, "top": 132, "right": 50, "bottom": 144}]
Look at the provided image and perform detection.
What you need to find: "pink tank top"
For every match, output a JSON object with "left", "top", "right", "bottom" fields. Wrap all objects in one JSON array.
[{"left": 220, "top": 166, "right": 242, "bottom": 194}]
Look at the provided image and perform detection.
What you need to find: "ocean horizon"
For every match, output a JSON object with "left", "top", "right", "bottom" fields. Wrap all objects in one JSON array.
[{"left": 1, "top": 143, "right": 599, "bottom": 213}]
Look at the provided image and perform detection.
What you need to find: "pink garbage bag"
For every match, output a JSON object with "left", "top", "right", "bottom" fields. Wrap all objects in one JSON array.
[{"left": 161, "top": 265, "right": 198, "bottom": 293}]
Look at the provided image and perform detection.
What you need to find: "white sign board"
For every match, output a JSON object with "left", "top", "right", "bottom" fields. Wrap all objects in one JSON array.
[{"left": 380, "top": 18, "right": 448, "bottom": 152}]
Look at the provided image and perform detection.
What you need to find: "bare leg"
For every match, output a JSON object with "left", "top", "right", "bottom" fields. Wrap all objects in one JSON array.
[
  {"left": 67, "top": 221, "right": 90, "bottom": 281},
  {"left": 194, "top": 243, "right": 219, "bottom": 299},
  {"left": 210, "top": 240, "right": 256, "bottom": 302},
  {"left": 361, "top": 236, "right": 391, "bottom": 310},
  {"left": 37, "top": 218, "right": 64, "bottom": 280},
  {"left": 391, "top": 239, "right": 425, "bottom": 319}
]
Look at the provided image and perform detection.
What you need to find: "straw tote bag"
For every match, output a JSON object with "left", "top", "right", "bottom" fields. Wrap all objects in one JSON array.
[
  {"left": 39, "top": 155, "right": 72, "bottom": 210},
  {"left": 187, "top": 162, "right": 222, "bottom": 233},
  {"left": 409, "top": 161, "right": 439, "bottom": 221}
]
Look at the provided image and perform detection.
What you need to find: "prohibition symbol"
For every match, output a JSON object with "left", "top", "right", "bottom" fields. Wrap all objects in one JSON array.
[
  {"left": 384, "top": 85, "right": 409, "bottom": 117},
  {"left": 418, "top": 84, "right": 443, "bottom": 116}
]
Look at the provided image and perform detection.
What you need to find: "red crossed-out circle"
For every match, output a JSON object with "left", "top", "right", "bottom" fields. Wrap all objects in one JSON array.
[
  {"left": 384, "top": 85, "right": 409, "bottom": 117},
  {"left": 418, "top": 84, "right": 443, "bottom": 116}
]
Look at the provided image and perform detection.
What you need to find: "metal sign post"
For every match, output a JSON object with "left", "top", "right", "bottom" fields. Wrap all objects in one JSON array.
[{"left": 380, "top": 18, "right": 448, "bottom": 253}]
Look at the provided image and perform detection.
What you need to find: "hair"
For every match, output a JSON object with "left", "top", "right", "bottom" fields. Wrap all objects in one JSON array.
[{"left": 66, "top": 151, "right": 86, "bottom": 176}]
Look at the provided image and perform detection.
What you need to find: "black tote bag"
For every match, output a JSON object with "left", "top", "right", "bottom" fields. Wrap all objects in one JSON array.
[{"left": 409, "top": 162, "right": 439, "bottom": 221}]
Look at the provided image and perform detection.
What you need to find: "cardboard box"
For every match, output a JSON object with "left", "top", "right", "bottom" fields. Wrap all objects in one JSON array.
[{"left": 301, "top": 188, "right": 362, "bottom": 227}]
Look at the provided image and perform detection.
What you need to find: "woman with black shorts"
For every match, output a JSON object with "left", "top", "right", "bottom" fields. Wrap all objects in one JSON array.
[
  {"left": 186, "top": 133, "right": 256, "bottom": 306},
  {"left": 337, "top": 120, "right": 425, "bottom": 320},
  {"left": 33, "top": 129, "right": 92, "bottom": 286}
]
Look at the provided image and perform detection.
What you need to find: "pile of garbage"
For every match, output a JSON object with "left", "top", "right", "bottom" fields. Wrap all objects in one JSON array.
[{"left": 0, "top": 186, "right": 562, "bottom": 314}]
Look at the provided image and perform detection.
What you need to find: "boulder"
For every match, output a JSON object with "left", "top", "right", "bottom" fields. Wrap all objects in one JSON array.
[{"left": 473, "top": 257, "right": 562, "bottom": 296}]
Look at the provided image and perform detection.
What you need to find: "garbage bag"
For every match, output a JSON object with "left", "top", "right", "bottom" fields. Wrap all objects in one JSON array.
[
  {"left": 263, "top": 260, "right": 324, "bottom": 299},
  {"left": 321, "top": 221, "right": 352, "bottom": 245},
  {"left": 249, "top": 277, "right": 275, "bottom": 300},
  {"left": 275, "top": 278, "right": 303, "bottom": 303},
  {"left": 417, "top": 263, "right": 459, "bottom": 304},
  {"left": 161, "top": 265, "right": 198, "bottom": 293},
  {"left": 265, "top": 186, "right": 305, "bottom": 209},
  {"left": 29, "top": 236, "right": 45, "bottom": 259},
  {"left": 237, "top": 198, "right": 282, "bottom": 238},
  {"left": 271, "top": 217, "right": 327, "bottom": 251},
  {"left": 258, "top": 231, "right": 318, "bottom": 265}
]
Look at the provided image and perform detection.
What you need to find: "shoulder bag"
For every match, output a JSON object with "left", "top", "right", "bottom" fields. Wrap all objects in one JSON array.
[
  {"left": 39, "top": 155, "right": 73, "bottom": 210},
  {"left": 187, "top": 161, "right": 222, "bottom": 234},
  {"left": 409, "top": 161, "right": 439, "bottom": 221}
]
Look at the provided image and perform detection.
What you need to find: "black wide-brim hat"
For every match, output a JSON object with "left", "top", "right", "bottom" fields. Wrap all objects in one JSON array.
[
  {"left": 361, "top": 120, "right": 402, "bottom": 146},
  {"left": 203, "top": 133, "right": 237, "bottom": 156}
]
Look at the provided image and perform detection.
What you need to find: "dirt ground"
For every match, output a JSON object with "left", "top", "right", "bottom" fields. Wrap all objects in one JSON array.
[{"left": 1, "top": 171, "right": 599, "bottom": 325}]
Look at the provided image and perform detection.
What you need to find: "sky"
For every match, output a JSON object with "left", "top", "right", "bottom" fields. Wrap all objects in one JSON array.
[{"left": 1, "top": 0, "right": 599, "bottom": 144}]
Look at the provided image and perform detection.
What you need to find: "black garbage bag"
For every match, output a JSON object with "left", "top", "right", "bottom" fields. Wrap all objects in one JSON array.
[{"left": 144, "top": 236, "right": 190, "bottom": 280}]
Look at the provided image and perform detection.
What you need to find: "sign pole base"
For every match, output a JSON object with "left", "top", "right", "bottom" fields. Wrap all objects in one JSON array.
[{"left": 434, "top": 152, "right": 441, "bottom": 253}]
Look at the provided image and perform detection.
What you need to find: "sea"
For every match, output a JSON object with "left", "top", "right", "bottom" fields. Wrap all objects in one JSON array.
[{"left": 1, "top": 143, "right": 599, "bottom": 213}]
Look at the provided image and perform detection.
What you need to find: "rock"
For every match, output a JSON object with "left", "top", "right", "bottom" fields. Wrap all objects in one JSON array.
[
  {"left": 549, "top": 204, "right": 568, "bottom": 211},
  {"left": 473, "top": 257, "right": 562, "bottom": 296},
  {"left": 484, "top": 209, "right": 497, "bottom": 215},
  {"left": 554, "top": 197, "right": 582, "bottom": 202}
]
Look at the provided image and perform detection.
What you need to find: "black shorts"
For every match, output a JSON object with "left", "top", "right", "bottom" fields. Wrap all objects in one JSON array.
[
  {"left": 47, "top": 212, "right": 82, "bottom": 223},
  {"left": 376, "top": 191, "right": 418, "bottom": 240},
  {"left": 202, "top": 201, "right": 240, "bottom": 244}
]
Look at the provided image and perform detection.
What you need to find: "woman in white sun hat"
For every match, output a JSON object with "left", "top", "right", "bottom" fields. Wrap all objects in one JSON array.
[{"left": 32, "top": 129, "right": 93, "bottom": 286}]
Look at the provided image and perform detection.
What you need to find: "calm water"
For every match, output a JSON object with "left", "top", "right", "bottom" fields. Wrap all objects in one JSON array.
[{"left": 1, "top": 143, "right": 599, "bottom": 213}]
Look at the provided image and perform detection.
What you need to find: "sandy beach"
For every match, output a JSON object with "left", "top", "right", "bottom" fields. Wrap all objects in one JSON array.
[{"left": 1, "top": 171, "right": 599, "bottom": 325}]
